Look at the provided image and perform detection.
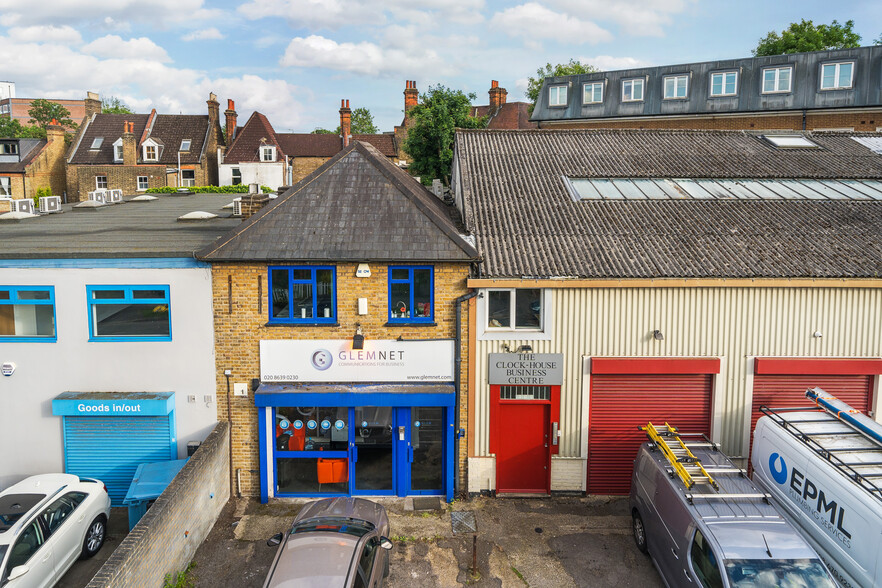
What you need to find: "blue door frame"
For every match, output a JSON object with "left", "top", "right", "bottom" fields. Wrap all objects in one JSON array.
[{"left": 256, "top": 391, "right": 454, "bottom": 503}]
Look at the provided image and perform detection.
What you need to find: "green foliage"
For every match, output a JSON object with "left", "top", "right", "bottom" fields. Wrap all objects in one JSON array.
[
  {"left": 753, "top": 19, "right": 862, "bottom": 56},
  {"left": 0, "top": 118, "right": 45, "bottom": 139},
  {"left": 345, "top": 107, "right": 379, "bottom": 135},
  {"left": 163, "top": 562, "right": 196, "bottom": 588},
  {"left": 101, "top": 96, "right": 134, "bottom": 114},
  {"left": 526, "top": 59, "right": 599, "bottom": 111},
  {"left": 402, "top": 84, "right": 486, "bottom": 186},
  {"left": 146, "top": 185, "right": 274, "bottom": 194},
  {"left": 311, "top": 128, "right": 335, "bottom": 134},
  {"left": 27, "top": 99, "right": 77, "bottom": 131}
]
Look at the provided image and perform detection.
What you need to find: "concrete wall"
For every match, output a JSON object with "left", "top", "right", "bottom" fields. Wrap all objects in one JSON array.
[
  {"left": 0, "top": 264, "right": 219, "bottom": 489},
  {"left": 87, "top": 421, "right": 230, "bottom": 588}
]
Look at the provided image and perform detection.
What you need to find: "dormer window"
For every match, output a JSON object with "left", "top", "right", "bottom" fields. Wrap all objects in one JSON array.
[
  {"left": 179, "top": 139, "right": 191, "bottom": 152},
  {"left": 145, "top": 145, "right": 156, "bottom": 160},
  {"left": 112, "top": 138, "right": 123, "bottom": 162},
  {"left": 261, "top": 145, "right": 276, "bottom": 162},
  {"left": 548, "top": 85, "right": 568, "bottom": 107},
  {"left": 821, "top": 61, "right": 854, "bottom": 90},
  {"left": 0, "top": 143, "right": 18, "bottom": 155},
  {"left": 90, "top": 137, "right": 103, "bottom": 150}
]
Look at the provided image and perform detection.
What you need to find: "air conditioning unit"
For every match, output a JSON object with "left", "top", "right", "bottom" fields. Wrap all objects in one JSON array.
[
  {"left": 105, "top": 189, "right": 123, "bottom": 204},
  {"left": 88, "top": 190, "right": 106, "bottom": 203},
  {"left": 232, "top": 197, "right": 242, "bottom": 217},
  {"left": 39, "top": 196, "right": 61, "bottom": 213},
  {"left": 12, "top": 199, "right": 34, "bottom": 214}
]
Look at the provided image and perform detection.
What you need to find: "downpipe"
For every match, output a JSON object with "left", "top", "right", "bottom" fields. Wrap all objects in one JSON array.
[{"left": 454, "top": 290, "right": 478, "bottom": 499}]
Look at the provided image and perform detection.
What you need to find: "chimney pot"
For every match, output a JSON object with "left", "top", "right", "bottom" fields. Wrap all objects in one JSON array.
[{"left": 491, "top": 80, "right": 498, "bottom": 88}]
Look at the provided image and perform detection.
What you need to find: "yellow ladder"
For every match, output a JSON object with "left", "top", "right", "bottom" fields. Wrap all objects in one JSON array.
[{"left": 642, "top": 422, "right": 719, "bottom": 490}]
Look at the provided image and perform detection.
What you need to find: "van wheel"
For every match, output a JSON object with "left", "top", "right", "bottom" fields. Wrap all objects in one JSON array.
[
  {"left": 80, "top": 515, "right": 107, "bottom": 559},
  {"left": 632, "top": 511, "right": 648, "bottom": 554}
]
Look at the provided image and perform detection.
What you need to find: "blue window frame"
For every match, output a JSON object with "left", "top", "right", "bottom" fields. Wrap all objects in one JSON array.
[
  {"left": 87, "top": 285, "right": 171, "bottom": 341},
  {"left": 0, "top": 286, "right": 56, "bottom": 342},
  {"left": 388, "top": 266, "right": 433, "bottom": 323},
  {"left": 269, "top": 266, "right": 336, "bottom": 324}
]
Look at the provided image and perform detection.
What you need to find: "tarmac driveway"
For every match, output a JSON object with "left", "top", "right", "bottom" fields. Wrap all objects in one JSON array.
[{"left": 190, "top": 495, "right": 664, "bottom": 588}]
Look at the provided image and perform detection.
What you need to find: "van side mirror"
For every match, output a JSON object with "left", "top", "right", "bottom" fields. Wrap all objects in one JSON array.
[
  {"left": 267, "top": 532, "right": 283, "bottom": 546},
  {"left": 8, "top": 565, "right": 29, "bottom": 581},
  {"left": 379, "top": 537, "right": 393, "bottom": 550}
]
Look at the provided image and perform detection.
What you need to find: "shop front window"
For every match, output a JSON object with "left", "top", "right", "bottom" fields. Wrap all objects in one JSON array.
[{"left": 275, "top": 407, "right": 349, "bottom": 495}]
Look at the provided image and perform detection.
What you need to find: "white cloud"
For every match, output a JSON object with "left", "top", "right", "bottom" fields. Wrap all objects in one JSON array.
[
  {"left": 6, "top": 25, "right": 83, "bottom": 44},
  {"left": 581, "top": 55, "right": 650, "bottom": 71},
  {"left": 548, "top": 0, "right": 693, "bottom": 37},
  {"left": 0, "top": 0, "right": 221, "bottom": 29},
  {"left": 280, "top": 34, "right": 452, "bottom": 77},
  {"left": 82, "top": 35, "right": 172, "bottom": 62},
  {"left": 182, "top": 27, "right": 224, "bottom": 41},
  {"left": 237, "top": 0, "right": 484, "bottom": 28},
  {"left": 490, "top": 3, "right": 613, "bottom": 45}
]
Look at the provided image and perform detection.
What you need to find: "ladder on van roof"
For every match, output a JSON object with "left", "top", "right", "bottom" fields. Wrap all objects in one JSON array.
[
  {"left": 642, "top": 423, "right": 720, "bottom": 490},
  {"left": 759, "top": 388, "right": 882, "bottom": 503}
]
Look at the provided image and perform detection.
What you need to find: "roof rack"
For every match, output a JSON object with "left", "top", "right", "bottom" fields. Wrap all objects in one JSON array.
[{"left": 759, "top": 387, "right": 882, "bottom": 503}]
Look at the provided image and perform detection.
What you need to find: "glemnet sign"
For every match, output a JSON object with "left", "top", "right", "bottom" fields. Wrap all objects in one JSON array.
[{"left": 260, "top": 339, "right": 455, "bottom": 383}]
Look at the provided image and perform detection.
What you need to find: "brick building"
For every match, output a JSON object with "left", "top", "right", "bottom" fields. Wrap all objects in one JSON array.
[
  {"left": 65, "top": 93, "right": 226, "bottom": 201},
  {"left": 469, "top": 81, "right": 537, "bottom": 129},
  {"left": 531, "top": 46, "right": 882, "bottom": 132},
  {"left": 0, "top": 122, "right": 67, "bottom": 198},
  {"left": 199, "top": 141, "right": 479, "bottom": 501},
  {"left": 0, "top": 87, "right": 88, "bottom": 133},
  {"left": 219, "top": 99, "right": 400, "bottom": 190}
]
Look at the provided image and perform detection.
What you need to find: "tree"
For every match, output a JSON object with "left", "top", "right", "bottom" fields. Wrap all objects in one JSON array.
[
  {"left": 402, "top": 84, "right": 486, "bottom": 186},
  {"left": 313, "top": 107, "right": 381, "bottom": 136},
  {"left": 526, "top": 59, "right": 598, "bottom": 112},
  {"left": 311, "top": 128, "right": 335, "bottom": 134},
  {"left": 101, "top": 96, "right": 133, "bottom": 114},
  {"left": 0, "top": 117, "right": 46, "bottom": 139},
  {"left": 27, "top": 99, "right": 76, "bottom": 131},
  {"left": 753, "top": 19, "right": 862, "bottom": 56}
]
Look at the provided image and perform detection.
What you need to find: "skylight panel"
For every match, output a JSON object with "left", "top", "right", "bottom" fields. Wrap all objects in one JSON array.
[
  {"left": 851, "top": 137, "right": 882, "bottom": 154},
  {"left": 90, "top": 137, "right": 103, "bottom": 149},
  {"left": 567, "top": 178, "right": 602, "bottom": 200},
  {"left": 763, "top": 135, "right": 819, "bottom": 149},
  {"left": 180, "top": 139, "right": 191, "bottom": 152}
]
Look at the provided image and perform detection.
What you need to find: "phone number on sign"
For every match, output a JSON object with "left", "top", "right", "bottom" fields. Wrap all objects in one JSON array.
[{"left": 263, "top": 374, "right": 299, "bottom": 381}]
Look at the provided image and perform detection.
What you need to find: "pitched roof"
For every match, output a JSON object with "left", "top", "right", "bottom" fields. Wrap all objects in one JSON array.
[
  {"left": 224, "top": 112, "right": 281, "bottom": 163},
  {"left": 455, "top": 129, "right": 882, "bottom": 279},
  {"left": 470, "top": 102, "right": 537, "bottom": 129},
  {"left": 0, "top": 138, "right": 47, "bottom": 173},
  {"left": 198, "top": 141, "right": 478, "bottom": 263},
  {"left": 68, "top": 113, "right": 210, "bottom": 165},
  {"left": 0, "top": 194, "right": 241, "bottom": 259},
  {"left": 352, "top": 134, "right": 397, "bottom": 157},
  {"left": 276, "top": 133, "right": 340, "bottom": 157}
]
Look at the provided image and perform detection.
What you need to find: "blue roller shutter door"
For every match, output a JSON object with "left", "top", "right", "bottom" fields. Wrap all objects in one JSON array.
[{"left": 63, "top": 415, "right": 173, "bottom": 505}]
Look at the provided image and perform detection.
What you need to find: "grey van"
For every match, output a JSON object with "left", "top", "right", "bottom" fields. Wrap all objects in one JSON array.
[{"left": 629, "top": 425, "right": 837, "bottom": 588}]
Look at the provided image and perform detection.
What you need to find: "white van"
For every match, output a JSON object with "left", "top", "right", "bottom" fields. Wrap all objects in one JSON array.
[{"left": 752, "top": 388, "right": 882, "bottom": 588}]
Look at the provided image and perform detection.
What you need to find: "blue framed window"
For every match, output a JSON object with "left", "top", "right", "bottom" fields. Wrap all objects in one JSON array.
[
  {"left": 0, "top": 286, "right": 56, "bottom": 341},
  {"left": 269, "top": 266, "right": 336, "bottom": 324},
  {"left": 87, "top": 285, "right": 171, "bottom": 341},
  {"left": 388, "top": 266, "right": 433, "bottom": 323}
]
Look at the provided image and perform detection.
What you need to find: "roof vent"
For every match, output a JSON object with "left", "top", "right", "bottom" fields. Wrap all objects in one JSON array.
[
  {"left": 0, "top": 210, "right": 38, "bottom": 221},
  {"left": 763, "top": 135, "right": 819, "bottom": 149},
  {"left": 177, "top": 211, "right": 218, "bottom": 221},
  {"left": 130, "top": 195, "right": 158, "bottom": 202}
]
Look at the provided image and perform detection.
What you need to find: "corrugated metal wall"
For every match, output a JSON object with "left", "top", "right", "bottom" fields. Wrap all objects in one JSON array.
[{"left": 474, "top": 287, "right": 882, "bottom": 458}]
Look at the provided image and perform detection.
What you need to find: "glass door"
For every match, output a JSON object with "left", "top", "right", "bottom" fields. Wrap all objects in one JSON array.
[
  {"left": 353, "top": 407, "right": 395, "bottom": 494},
  {"left": 407, "top": 407, "right": 444, "bottom": 493}
]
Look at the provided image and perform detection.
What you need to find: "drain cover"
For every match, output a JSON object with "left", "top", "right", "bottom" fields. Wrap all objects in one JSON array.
[{"left": 450, "top": 510, "right": 478, "bottom": 534}]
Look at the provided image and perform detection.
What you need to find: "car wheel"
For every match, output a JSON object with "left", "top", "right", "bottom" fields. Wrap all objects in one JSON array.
[
  {"left": 81, "top": 514, "right": 107, "bottom": 559},
  {"left": 632, "top": 510, "right": 648, "bottom": 554}
]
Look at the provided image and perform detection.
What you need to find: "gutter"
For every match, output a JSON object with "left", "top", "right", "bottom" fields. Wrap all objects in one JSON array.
[{"left": 453, "top": 289, "right": 478, "bottom": 499}]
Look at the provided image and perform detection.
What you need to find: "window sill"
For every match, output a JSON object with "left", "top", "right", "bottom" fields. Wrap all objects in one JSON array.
[
  {"left": 88, "top": 337, "right": 171, "bottom": 342},
  {"left": 264, "top": 322, "right": 340, "bottom": 328},
  {"left": 384, "top": 321, "right": 437, "bottom": 327}
]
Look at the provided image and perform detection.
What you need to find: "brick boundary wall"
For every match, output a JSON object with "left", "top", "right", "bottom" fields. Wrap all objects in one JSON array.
[{"left": 86, "top": 421, "right": 230, "bottom": 588}]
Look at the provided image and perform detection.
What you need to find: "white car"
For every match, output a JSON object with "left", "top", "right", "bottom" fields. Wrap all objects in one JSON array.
[{"left": 0, "top": 474, "right": 111, "bottom": 587}]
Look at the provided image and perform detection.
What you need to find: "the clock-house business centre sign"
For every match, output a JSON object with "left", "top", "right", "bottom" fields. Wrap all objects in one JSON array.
[
  {"left": 260, "top": 340, "right": 455, "bottom": 383},
  {"left": 489, "top": 353, "right": 564, "bottom": 385}
]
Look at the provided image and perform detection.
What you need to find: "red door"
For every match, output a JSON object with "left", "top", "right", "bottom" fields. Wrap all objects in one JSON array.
[{"left": 496, "top": 403, "right": 550, "bottom": 493}]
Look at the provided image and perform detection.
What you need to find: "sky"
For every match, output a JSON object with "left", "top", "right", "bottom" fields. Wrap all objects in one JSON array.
[{"left": 1, "top": 1, "right": 880, "bottom": 134}]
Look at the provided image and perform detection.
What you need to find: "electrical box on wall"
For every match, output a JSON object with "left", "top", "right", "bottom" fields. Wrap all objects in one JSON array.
[
  {"left": 233, "top": 383, "right": 248, "bottom": 397},
  {"left": 358, "top": 298, "right": 368, "bottom": 315}
]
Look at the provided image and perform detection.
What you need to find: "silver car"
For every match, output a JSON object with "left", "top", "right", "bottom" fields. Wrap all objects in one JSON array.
[{"left": 264, "top": 497, "right": 393, "bottom": 588}]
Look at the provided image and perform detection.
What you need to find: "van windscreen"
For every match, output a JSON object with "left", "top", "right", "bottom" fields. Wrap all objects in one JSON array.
[{"left": 724, "top": 559, "right": 835, "bottom": 588}]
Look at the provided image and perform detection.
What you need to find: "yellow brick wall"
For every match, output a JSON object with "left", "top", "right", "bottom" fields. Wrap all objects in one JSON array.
[
  {"left": 290, "top": 157, "right": 328, "bottom": 185},
  {"left": 24, "top": 135, "right": 67, "bottom": 197},
  {"left": 211, "top": 261, "right": 472, "bottom": 497}
]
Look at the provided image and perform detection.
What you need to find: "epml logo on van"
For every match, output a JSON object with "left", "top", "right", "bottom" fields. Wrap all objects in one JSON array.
[{"left": 769, "top": 451, "right": 852, "bottom": 547}]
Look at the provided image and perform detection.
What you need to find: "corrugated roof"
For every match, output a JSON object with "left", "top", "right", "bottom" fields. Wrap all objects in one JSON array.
[
  {"left": 198, "top": 141, "right": 478, "bottom": 263},
  {"left": 455, "top": 129, "right": 882, "bottom": 279}
]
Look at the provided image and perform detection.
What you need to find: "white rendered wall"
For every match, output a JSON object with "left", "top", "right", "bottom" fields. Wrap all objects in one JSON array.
[
  {"left": 0, "top": 265, "right": 219, "bottom": 489},
  {"left": 218, "top": 162, "right": 285, "bottom": 190}
]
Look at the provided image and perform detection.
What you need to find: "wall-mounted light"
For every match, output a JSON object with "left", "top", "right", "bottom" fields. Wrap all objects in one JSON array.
[
  {"left": 353, "top": 324, "right": 364, "bottom": 350},
  {"left": 652, "top": 330, "right": 664, "bottom": 341},
  {"left": 517, "top": 344, "right": 533, "bottom": 353},
  {"left": 813, "top": 331, "right": 823, "bottom": 338}
]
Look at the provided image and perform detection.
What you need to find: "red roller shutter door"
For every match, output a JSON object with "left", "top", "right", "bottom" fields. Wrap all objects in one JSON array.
[{"left": 588, "top": 373, "right": 713, "bottom": 495}]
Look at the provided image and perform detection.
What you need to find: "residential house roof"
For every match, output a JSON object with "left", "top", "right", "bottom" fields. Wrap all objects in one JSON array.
[
  {"left": 68, "top": 113, "right": 211, "bottom": 165},
  {"left": 224, "top": 112, "right": 282, "bottom": 163},
  {"left": 0, "top": 138, "right": 47, "bottom": 173},
  {"left": 0, "top": 194, "right": 241, "bottom": 258},
  {"left": 199, "top": 141, "right": 478, "bottom": 263},
  {"left": 470, "top": 102, "right": 536, "bottom": 129},
  {"left": 454, "top": 129, "right": 882, "bottom": 279}
]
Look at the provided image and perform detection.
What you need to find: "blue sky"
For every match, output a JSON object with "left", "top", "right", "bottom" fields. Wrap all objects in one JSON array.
[{"left": 1, "top": 1, "right": 879, "bottom": 133}]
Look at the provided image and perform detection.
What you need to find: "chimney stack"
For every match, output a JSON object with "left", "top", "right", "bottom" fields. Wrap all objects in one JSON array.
[
  {"left": 404, "top": 80, "right": 419, "bottom": 113},
  {"left": 122, "top": 121, "right": 136, "bottom": 166},
  {"left": 489, "top": 80, "right": 507, "bottom": 111},
  {"left": 207, "top": 92, "right": 219, "bottom": 126},
  {"left": 224, "top": 99, "right": 237, "bottom": 146},
  {"left": 46, "top": 120, "right": 64, "bottom": 143},
  {"left": 84, "top": 91, "right": 101, "bottom": 118},
  {"left": 339, "top": 99, "right": 351, "bottom": 148}
]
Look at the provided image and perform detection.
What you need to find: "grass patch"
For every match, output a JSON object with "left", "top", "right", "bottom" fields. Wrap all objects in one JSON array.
[
  {"left": 164, "top": 562, "right": 197, "bottom": 588},
  {"left": 511, "top": 565, "right": 528, "bottom": 585}
]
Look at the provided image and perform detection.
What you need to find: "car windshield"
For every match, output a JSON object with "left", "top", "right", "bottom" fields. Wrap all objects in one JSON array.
[
  {"left": 291, "top": 517, "right": 374, "bottom": 538},
  {"left": 724, "top": 559, "right": 836, "bottom": 587}
]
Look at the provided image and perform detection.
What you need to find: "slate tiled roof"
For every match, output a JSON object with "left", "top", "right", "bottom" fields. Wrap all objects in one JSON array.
[
  {"left": 68, "top": 113, "right": 210, "bottom": 165},
  {"left": 470, "top": 102, "right": 537, "bottom": 129},
  {"left": 224, "top": 112, "right": 281, "bottom": 163},
  {"left": 455, "top": 129, "right": 882, "bottom": 279},
  {"left": 198, "top": 141, "right": 478, "bottom": 263},
  {"left": 0, "top": 139, "right": 46, "bottom": 173},
  {"left": 0, "top": 194, "right": 241, "bottom": 258}
]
